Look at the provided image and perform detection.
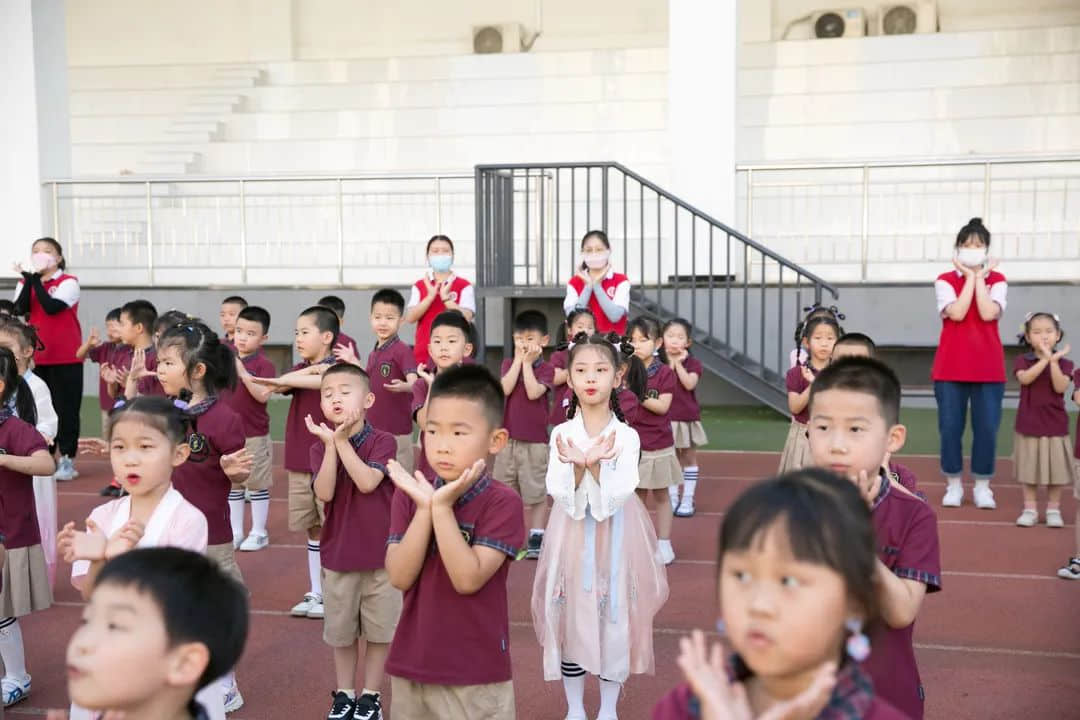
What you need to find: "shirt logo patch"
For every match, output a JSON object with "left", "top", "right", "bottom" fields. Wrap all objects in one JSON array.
[
  {"left": 460, "top": 526, "right": 473, "bottom": 545},
  {"left": 380, "top": 362, "right": 392, "bottom": 378},
  {"left": 448, "top": 291, "right": 459, "bottom": 303},
  {"left": 0, "top": 448, "right": 7, "bottom": 455},
  {"left": 605, "top": 286, "right": 616, "bottom": 298},
  {"left": 646, "top": 388, "right": 659, "bottom": 400},
  {"left": 186, "top": 432, "right": 210, "bottom": 462}
]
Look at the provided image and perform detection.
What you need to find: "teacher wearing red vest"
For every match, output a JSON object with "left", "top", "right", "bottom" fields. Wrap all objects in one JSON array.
[
  {"left": 12, "top": 237, "right": 84, "bottom": 481},
  {"left": 405, "top": 234, "right": 476, "bottom": 367},
  {"left": 931, "top": 218, "right": 1006, "bottom": 511},
  {"left": 562, "top": 230, "right": 631, "bottom": 336}
]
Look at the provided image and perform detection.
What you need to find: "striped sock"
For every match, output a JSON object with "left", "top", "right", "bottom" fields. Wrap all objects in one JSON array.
[
  {"left": 249, "top": 489, "right": 270, "bottom": 535},
  {"left": 228, "top": 489, "right": 245, "bottom": 539},
  {"left": 561, "top": 661, "right": 586, "bottom": 718},
  {"left": 682, "top": 466, "right": 698, "bottom": 501},
  {"left": 308, "top": 541, "right": 322, "bottom": 597}
]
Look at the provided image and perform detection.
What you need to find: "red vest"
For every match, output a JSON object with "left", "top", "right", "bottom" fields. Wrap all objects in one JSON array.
[
  {"left": 568, "top": 272, "right": 630, "bottom": 335},
  {"left": 930, "top": 270, "right": 1006, "bottom": 383},
  {"left": 413, "top": 275, "right": 472, "bottom": 366},
  {"left": 27, "top": 273, "right": 83, "bottom": 366}
]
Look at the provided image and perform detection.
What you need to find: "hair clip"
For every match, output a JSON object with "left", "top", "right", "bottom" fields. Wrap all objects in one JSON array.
[
  {"left": 173, "top": 398, "right": 189, "bottom": 411},
  {"left": 1023, "top": 311, "right": 1060, "bottom": 323},
  {"left": 845, "top": 618, "right": 871, "bottom": 662},
  {"left": 112, "top": 398, "right": 127, "bottom": 410}
]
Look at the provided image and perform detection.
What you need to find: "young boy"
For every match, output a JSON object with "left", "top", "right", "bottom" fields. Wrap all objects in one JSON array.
[
  {"left": 219, "top": 296, "right": 247, "bottom": 347},
  {"left": 319, "top": 294, "right": 359, "bottom": 357},
  {"left": 229, "top": 306, "right": 277, "bottom": 552},
  {"left": 76, "top": 307, "right": 127, "bottom": 496},
  {"left": 832, "top": 332, "right": 877, "bottom": 360},
  {"left": 62, "top": 547, "right": 248, "bottom": 720},
  {"left": 307, "top": 364, "right": 400, "bottom": 720},
  {"left": 495, "top": 309, "right": 553, "bottom": 558},
  {"left": 365, "top": 289, "right": 418, "bottom": 473},
  {"left": 118, "top": 299, "right": 162, "bottom": 400},
  {"left": 411, "top": 311, "right": 474, "bottom": 481},
  {"left": 254, "top": 306, "right": 339, "bottom": 620},
  {"left": 384, "top": 365, "right": 524, "bottom": 719},
  {"left": 806, "top": 357, "right": 941, "bottom": 720}
]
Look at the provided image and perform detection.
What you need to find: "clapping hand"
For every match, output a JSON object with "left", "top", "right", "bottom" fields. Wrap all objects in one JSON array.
[
  {"left": 220, "top": 448, "right": 253, "bottom": 480},
  {"left": 1051, "top": 344, "right": 1071, "bottom": 362},
  {"left": 584, "top": 431, "right": 619, "bottom": 476},
  {"left": 416, "top": 363, "right": 434, "bottom": 384},
  {"left": 800, "top": 365, "right": 815, "bottom": 384},
  {"left": 386, "top": 459, "right": 435, "bottom": 510},
  {"left": 432, "top": 458, "right": 486, "bottom": 509},
  {"left": 555, "top": 434, "right": 588, "bottom": 468},
  {"left": 334, "top": 342, "right": 361, "bottom": 366},
  {"left": 849, "top": 468, "right": 883, "bottom": 510}
]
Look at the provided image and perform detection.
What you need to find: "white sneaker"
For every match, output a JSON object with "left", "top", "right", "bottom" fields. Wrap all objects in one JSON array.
[
  {"left": 290, "top": 592, "right": 322, "bottom": 617},
  {"left": 668, "top": 487, "right": 680, "bottom": 511},
  {"left": 675, "top": 497, "right": 696, "bottom": 518},
  {"left": 307, "top": 597, "right": 325, "bottom": 619},
  {"left": 657, "top": 541, "right": 675, "bottom": 566},
  {"left": 239, "top": 531, "right": 269, "bottom": 551},
  {"left": 232, "top": 534, "right": 244, "bottom": 550},
  {"left": 222, "top": 680, "right": 244, "bottom": 713},
  {"left": 1046, "top": 509, "right": 1064, "bottom": 528},
  {"left": 973, "top": 484, "right": 996, "bottom": 509},
  {"left": 54, "top": 455, "right": 77, "bottom": 482},
  {"left": 1, "top": 674, "right": 30, "bottom": 707},
  {"left": 1016, "top": 509, "right": 1037, "bottom": 527},
  {"left": 942, "top": 484, "right": 963, "bottom": 507}
]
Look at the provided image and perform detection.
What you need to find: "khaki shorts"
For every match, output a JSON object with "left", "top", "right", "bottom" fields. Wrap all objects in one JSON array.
[
  {"left": 206, "top": 542, "right": 245, "bottom": 586},
  {"left": 395, "top": 433, "right": 415, "bottom": 475},
  {"left": 243, "top": 434, "right": 273, "bottom": 491},
  {"left": 322, "top": 567, "right": 401, "bottom": 646},
  {"left": 493, "top": 438, "right": 548, "bottom": 505},
  {"left": 389, "top": 677, "right": 515, "bottom": 720},
  {"left": 288, "top": 471, "right": 325, "bottom": 532}
]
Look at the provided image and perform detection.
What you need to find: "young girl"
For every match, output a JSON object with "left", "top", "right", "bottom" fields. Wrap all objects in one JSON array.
[
  {"left": 0, "top": 346, "right": 56, "bottom": 708},
  {"left": 627, "top": 317, "right": 682, "bottom": 565},
  {"left": 662, "top": 318, "right": 707, "bottom": 519},
  {"left": 1013, "top": 312, "right": 1074, "bottom": 528},
  {"left": 790, "top": 305, "right": 845, "bottom": 369},
  {"left": 780, "top": 316, "right": 841, "bottom": 473},
  {"left": 154, "top": 320, "right": 251, "bottom": 712},
  {"left": 533, "top": 333, "right": 668, "bottom": 720},
  {"left": 653, "top": 468, "right": 907, "bottom": 720},
  {"left": 0, "top": 318, "right": 60, "bottom": 587},
  {"left": 58, "top": 396, "right": 227, "bottom": 720},
  {"left": 550, "top": 309, "right": 598, "bottom": 427}
]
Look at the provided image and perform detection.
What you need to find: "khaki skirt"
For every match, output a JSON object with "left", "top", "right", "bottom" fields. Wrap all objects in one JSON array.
[
  {"left": 0, "top": 544, "right": 53, "bottom": 617},
  {"left": 672, "top": 421, "right": 708, "bottom": 450},
  {"left": 1013, "top": 433, "right": 1077, "bottom": 487},
  {"left": 778, "top": 420, "right": 812, "bottom": 475},
  {"left": 638, "top": 447, "right": 684, "bottom": 490}
]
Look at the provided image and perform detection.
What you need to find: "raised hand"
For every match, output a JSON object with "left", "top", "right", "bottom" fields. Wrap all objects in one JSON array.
[
  {"left": 800, "top": 365, "right": 815, "bottom": 384},
  {"left": 584, "top": 431, "right": 619, "bottom": 468},
  {"left": 432, "top": 458, "right": 485, "bottom": 509},
  {"left": 333, "top": 408, "right": 362, "bottom": 440},
  {"left": 1051, "top": 343, "right": 1071, "bottom": 362},
  {"left": 555, "top": 434, "right": 587, "bottom": 468},
  {"left": 386, "top": 459, "right": 434, "bottom": 510},
  {"left": 77, "top": 437, "right": 109, "bottom": 456},
  {"left": 304, "top": 414, "right": 335, "bottom": 444},
  {"left": 758, "top": 661, "right": 836, "bottom": 720},
  {"left": 386, "top": 378, "right": 412, "bottom": 393},
  {"left": 416, "top": 363, "right": 434, "bottom": 384},
  {"left": 104, "top": 519, "right": 145, "bottom": 559},
  {"left": 438, "top": 280, "right": 453, "bottom": 302},
  {"left": 952, "top": 256, "right": 975, "bottom": 278},
  {"left": 333, "top": 342, "right": 361, "bottom": 366},
  {"left": 523, "top": 342, "right": 542, "bottom": 364},
  {"left": 68, "top": 519, "right": 108, "bottom": 562},
  {"left": 850, "top": 468, "right": 882, "bottom": 509},
  {"left": 57, "top": 521, "right": 79, "bottom": 563},
  {"left": 88, "top": 326, "right": 101, "bottom": 348},
  {"left": 978, "top": 257, "right": 1000, "bottom": 279},
  {"left": 421, "top": 274, "right": 436, "bottom": 296},
  {"left": 220, "top": 448, "right": 253, "bottom": 480}
]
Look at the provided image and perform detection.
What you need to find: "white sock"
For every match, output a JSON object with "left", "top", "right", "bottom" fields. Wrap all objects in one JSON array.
[
  {"left": 598, "top": 678, "right": 622, "bottom": 718},
  {"left": 228, "top": 490, "right": 245, "bottom": 539},
  {"left": 974, "top": 477, "right": 991, "bottom": 490},
  {"left": 249, "top": 489, "right": 270, "bottom": 535},
  {"left": 947, "top": 476, "right": 962, "bottom": 488},
  {"left": 308, "top": 541, "right": 323, "bottom": 597},
  {"left": 0, "top": 618, "right": 27, "bottom": 680},
  {"left": 561, "top": 666, "right": 586, "bottom": 718},
  {"left": 658, "top": 538, "right": 673, "bottom": 553},
  {"left": 682, "top": 466, "right": 698, "bottom": 501},
  {"left": 668, "top": 485, "right": 680, "bottom": 504}
]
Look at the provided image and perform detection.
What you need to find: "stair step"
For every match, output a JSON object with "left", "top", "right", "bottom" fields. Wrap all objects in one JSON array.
[{"left": 161, "top": 130, "right": 212, "bottom": 143}]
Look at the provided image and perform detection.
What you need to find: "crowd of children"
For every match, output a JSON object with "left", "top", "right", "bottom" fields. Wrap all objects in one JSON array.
[{"left": 0, "top": 231, "right": 1074, "bottom": 720}]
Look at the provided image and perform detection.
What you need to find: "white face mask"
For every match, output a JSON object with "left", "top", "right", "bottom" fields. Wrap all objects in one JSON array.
[
  {"left": 582, "top": 251, "right": 610, "bottom": 270},
  {"left": 956, "top": 247, "right": 987, "bottom": 268}
]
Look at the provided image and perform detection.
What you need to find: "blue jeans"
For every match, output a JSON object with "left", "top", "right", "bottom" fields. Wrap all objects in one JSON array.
[{"left": 933, "top": 380, "right": 1005, "bottom": 479}]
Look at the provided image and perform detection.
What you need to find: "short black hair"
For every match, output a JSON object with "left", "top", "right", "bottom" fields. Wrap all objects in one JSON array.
[
  {"left": 318, "top": 295, "right": 345, "bottom": 318},
  {"left": 158, "top": 320, "right": 237, "bottom": 396},
  {"left": 237, "top": 306, "right": 270, "bottom": 334},
  {"left": 299, "top": 306, "right": 340, "bottom": 344},
  {"left": 431, "top": 310, "right": 473, "bottom": 345},
  {"left": 94, "top": 547, "right": 248, "bottom": 690},
  {"left": 105, "top": 307, "right": 122, "bottom": 323},
  {"left": 428, "top": 364, "right": 504, "bottom": 429},
  {"left": 835, "top": 332, "right": 876, "bottom": 356},
  {"left": 513, "top": 309, "right": 548, "bottom": 336},
  {"left": 720, "top": 468, "right": 878, "bottom": 625},
  {"left": 426, "top": 234, "right": 454, "bottom": 254},
  {"left": 0, "top": 299, "right": 15, "bottom": 316},
  {"left": 221, "top": 296, "right": 247, "bottom": 307},
  {"left": 808, "top": 356, "right": 901, "bottom": 426},
  {"left": 121, "top": 300, "right": 158, "bottom": 335},
  {"left": 371, "top": 289, "right": 405, "bottom": 314},
  {"left": 322, "top": 362, "right": 370, "bottom": 387}
]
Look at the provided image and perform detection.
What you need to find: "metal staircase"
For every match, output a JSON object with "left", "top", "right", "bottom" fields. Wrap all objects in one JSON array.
[{"left": 474, "top": 162, "right": 838, "bottom": 413}]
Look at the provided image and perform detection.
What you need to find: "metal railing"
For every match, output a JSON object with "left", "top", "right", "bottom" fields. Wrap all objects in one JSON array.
[
  {"left": 736, "top": 155, "right": 1080, "bottom": 283},
  {"left": 42, "top": 172, "right": 474, "bottom": 287},
  {"left": 475, "top": 162, "right": 838, "bottom": 395}
]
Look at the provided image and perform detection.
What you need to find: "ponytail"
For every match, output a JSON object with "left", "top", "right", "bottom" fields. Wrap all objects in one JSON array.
[{"left": 0, "top": 347, "right": 36, "bottom": 426}]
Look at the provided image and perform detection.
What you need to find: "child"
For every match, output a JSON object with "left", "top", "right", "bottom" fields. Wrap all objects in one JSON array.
[
  {"left": 654, "top": 469, "right": 907, "bottom": 720},
  {"left": 662, "top": 318, "right": 707, "bottom": 518},
  {"left": 807, "top": 357, "right": 941, "bottom": 719},
  {"left": 533, "top": 333, "right": 668, "bottom": 720},
  {"left": 790, "top": 304, "right": 845, "bottom": 368},
  {"left": 228, "top": 306, "right": 277, "bottom": 551},
  {"left": 779, "top": 314, "right": 840, "bottom": 473},
  {"left": 1013, "top": 312, "right": 1074, "bottom": 528},
  {"left": 76, "top": 307, "right": 124, "bottom": 440},
  {"left": 384, "top": 364, "right": 524, "bottom": 718},
  {"left": 549, "top": 308, "right": 597, "bottom": 427},
  {"left": 0, "top": 346, "right": 56, "bottom": 707},
  {"left": 1060, "top": 369, "right": 1080, "bottom": 580},
  {"left": 627, "top": 317, "right": 681, "bottom": 565},
  {"left": 219, "top": 296, "right": 247, "bottom": 347},
  {"left": 253, "top": 305, "right": 340, "bottom": 620},
  {"left": 319, "top": 294, "right": 360, "bottom": 358},
  {"left": 364, "top": 289, "right": 418, "bottom": 473},
  {"left": 59, "top": 396, "right": 227, "bottom": 719},
  {"left": 116, "top": 299, "right": 163, "bottom": 399},
  {"left": 305, "top": 364, "right": 400, "bottom": 720},
  {"left": 410, "top": 310, "right": 474, "bottom": 481},
  {"left": 497, "top": 310, "right": 555, "bottom": 559},
  {"left": 60, "top": 547, "right": 248, "bottom": 720}
]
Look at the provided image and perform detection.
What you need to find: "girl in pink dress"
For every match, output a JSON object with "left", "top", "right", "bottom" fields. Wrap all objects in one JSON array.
[{"left": 533, "top": 333, "right": 669, "bottom": 720}]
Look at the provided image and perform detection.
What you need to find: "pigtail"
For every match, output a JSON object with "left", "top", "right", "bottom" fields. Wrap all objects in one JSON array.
[
  {"left": 0, "top": 347, "right": 35, "bottom": 426},
  {"left": 566, "top": 391, "right": 580, "bottom": 420},
  {"left": 216, "top": 337, "right": 238, "bottom": 392},
  {"left": 13, "top": 377, "right": 36, "bottom": 428},
  {"left": 609, "top": 389, "right": 627, "bottom": 424}
]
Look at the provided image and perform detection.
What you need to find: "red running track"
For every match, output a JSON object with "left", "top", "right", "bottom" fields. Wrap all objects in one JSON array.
[{"left": 10, "top": 449, "right": 1080, "bottom": 719}]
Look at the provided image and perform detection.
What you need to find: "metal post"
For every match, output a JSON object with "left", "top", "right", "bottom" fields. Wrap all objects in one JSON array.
[
  {"left": 239, "top": 180, "right": 248, "bottom": 284},
  {"left": 336, "top": 178, "right": 344, "bottom": 286},
  {"left": 51, "top": 182, "right": 59, "bottom": 238},
  {"left": 601, "top": 165, "right": 608, "bottom": 234},
  {"left": 745, "top": 168, "right": 753, "bottom": 238},
  {"left": 860, "top": 165, "right": 870, "bottom": 281},
  {"left": 983, "top": 162, "right": 992, "bottom": 222},
  {"left": 145, "top": 182, "right": 154, "bottom": 286},
  {"left": 435, "top": 176, "right": 443, "bottom": 234}
]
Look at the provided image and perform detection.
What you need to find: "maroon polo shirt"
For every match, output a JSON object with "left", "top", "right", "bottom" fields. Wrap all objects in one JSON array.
[
  {"left": 226, "top": 352, "right": 276, "bottom": 438},
  {"left": 631, "top": 361, "right": 676, "bottom": 451},
  {"left": 0, "top": 416, "right": 49, "bottom": 548},
  {"left": 366, "top": 336, "right": 418, "bottom": 436},
  {"left": 500, "top": 358, "right": 554, "bottom": 444},
  {"left": 548, "top": 349, "right": 571, "bottom": 426},
  {"left": 667, "top": 354, "right": 703, "bottom": 422},
  {"left": 1013, "top": 354, "right": 1073, "bottom": 437},
  {"left": 785, "top": 364, "right": 818, "bottom": 424},
  {"left": 284, "top": 359, "right": 333, "bottom": 472},
  {"left": 1074, "top": 369, "right": 1080, "bottom": 459},
  {"left": 87, "top": 342, "right": 125, "bottom": 410}
]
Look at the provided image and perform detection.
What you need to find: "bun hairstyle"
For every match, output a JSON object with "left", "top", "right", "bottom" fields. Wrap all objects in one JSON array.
[
  {"left": 156, "top": 320, "right": 238, "bottom": 396},
  {"left": 793, "top": 304, "right": 845, "bottom": 354},
  {"left": 1018, "top": 311, "right": 1064, "bottom": 350},
  {"left": 564, "top": 331, "right": 644, "bottom": 423},
  {"left": 556, "top": 307, "right": 596, "bottom": 346},
  {"left": 0, "top": 346, "right": 37, "bottom": 425},
  {"left": 955, "top": 217, "right": 991, "bottom": 248},
  {"left": 797, "top": 313, "right": 843, "bottom": 365},
  {"left": 0, "top": 316, "right": 44, "bottom": 355}
]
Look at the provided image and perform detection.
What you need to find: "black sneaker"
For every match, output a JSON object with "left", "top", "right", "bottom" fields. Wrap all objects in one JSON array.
[
  {"left": 526, "top": 532, "right": 543, "bottom": 560},
  {"left": 327, "top": 691, "right": 355, "bottom": 720},
  {"left": 353, "top": 692, "right": 382, "bottom": 720}
]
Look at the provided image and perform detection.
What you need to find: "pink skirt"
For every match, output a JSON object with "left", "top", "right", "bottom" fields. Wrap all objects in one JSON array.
[{"left": 531, "top": 494, "right": 669, "bottom": 682}]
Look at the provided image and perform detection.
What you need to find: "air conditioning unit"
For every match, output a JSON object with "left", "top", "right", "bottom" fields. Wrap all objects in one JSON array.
[
  {"left": 810, "top": 8, "right": 866, "bottom": 38},
  {"left": 472, "top": 23, "right": 524, "bottom": 54},
  {"left": 877, "top": 1, "right": 938, "bottom": 35}
]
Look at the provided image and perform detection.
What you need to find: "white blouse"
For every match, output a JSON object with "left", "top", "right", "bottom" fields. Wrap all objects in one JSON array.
[{"left": 547, "top": 412, "right": 641, "bottom": 522}]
